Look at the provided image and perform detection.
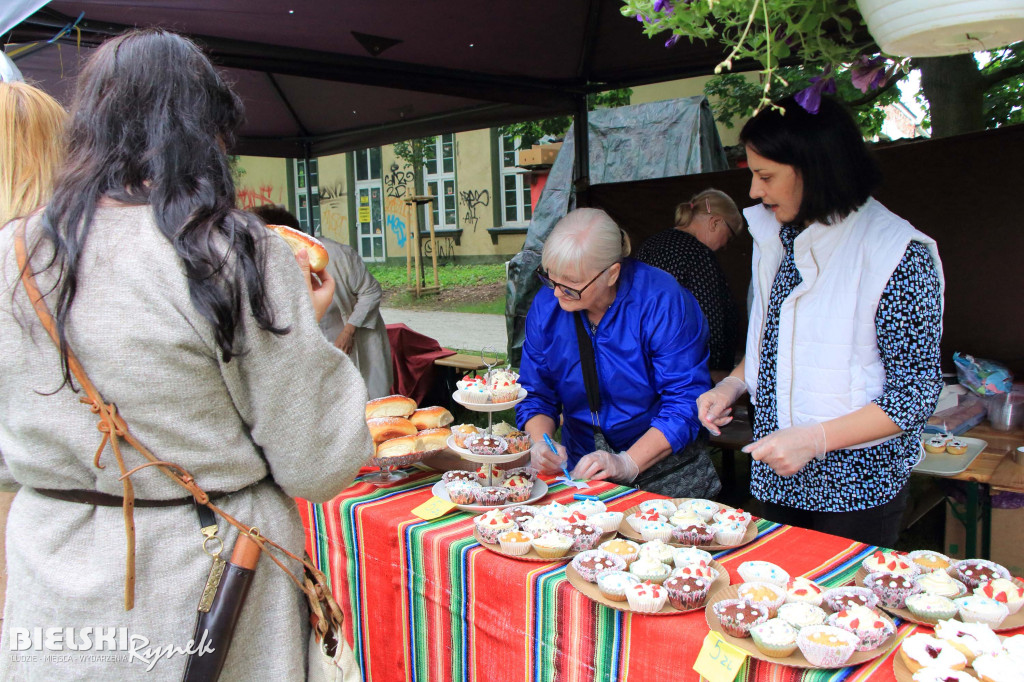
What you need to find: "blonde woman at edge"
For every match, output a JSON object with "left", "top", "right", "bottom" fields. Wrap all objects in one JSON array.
[{"left": 0, "top": 81, "right": 67, "bottom": 226}]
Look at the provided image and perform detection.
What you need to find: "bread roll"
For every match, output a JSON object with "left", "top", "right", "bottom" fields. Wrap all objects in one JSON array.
[
  {"left": 367, "top": 417, "right": 417, "bottom": 445},
  {"left": 375, "top": 435, "right": 418, "bottom": 459},
  {"left": 416, "top": 427, "right": 452, "bottom": 453},
  {"left": 365, "top": 394, "right": 417, "bottom": 419},
  {"left": 409, "top": 406, "right": 454, "bottom": 430},
  {"left": 265, "top": 224, "right": 329, "bottom": 272}
]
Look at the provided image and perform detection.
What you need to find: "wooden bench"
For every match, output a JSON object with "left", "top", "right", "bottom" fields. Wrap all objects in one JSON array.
[{"left": 433, "top": 353, "right": 497, "bottom": 372}]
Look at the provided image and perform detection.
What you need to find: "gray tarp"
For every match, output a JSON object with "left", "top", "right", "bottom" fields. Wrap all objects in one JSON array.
[{"left": 505, "top": 95, "right": 728, "bottom": 364}]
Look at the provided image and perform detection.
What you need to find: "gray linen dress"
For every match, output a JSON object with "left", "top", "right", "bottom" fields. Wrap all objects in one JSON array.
[
  {"left": 318, "top": 238, "right": 393, "bottom": 399},
  {"left": 0, "top": 206, "right": 373, "bottom": 680}
]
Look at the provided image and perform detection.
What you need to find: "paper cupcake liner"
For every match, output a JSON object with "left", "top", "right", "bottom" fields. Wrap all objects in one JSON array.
[
  {"left": 531, "top": 542, "right": 570, "bottom": 559},
  {"left": 712, "top": 599, "right": 768, "bottom": 638},
  {"left": 503, "top": 486, "right": 532, "bottom": 504},
  {"left": 626, "top": 589, "right": 668, "bottom": 613},
  {"left": 596, "top": 571, "right": 639, "bottom": 602},
  {"left": 640, "top": 525, "right": 674, "bottom": 543},
  {"left": 458, "top": 389, "right": 491, "bottom": 404},
  {"left": 908, "top": 549, "right": 953, "bottom": 573},
  {"left": 447, "top": 486, "right": 479, "bottom": 505},
  {"left": 796, "top": 626, "right": 858, "bottom": 668},
  {"left": 498, "top": 536, "right": 533, "bottom": 556},
  {"left": 955, "top": 559, "right": 1011, "bottom": 589},
  {"left": 671, "top": 525, "right": 716, "bottom": 545},
  {"left": 712, "top": 528, "right": 746, "bottom": 546},
  {"left": 476, "top": 521, "right": 516, "bottom": 545},
  {"left": 588, "top": 512, "right": 623, "bottom": 533},
  {"left": 826, "top": 613, "right": 894, "bottom": 652},
  {"left": 954, "top": 598, "right": 1009, "bottom": 627},
  {"left": 571, "top": 550, "right": 627, "bottom": 582},
  {"left": 905, "top": 594, "right": 958, "bottom": 621},
  {"left": 822, "top": 586, "right": 879, "bottom": 612},
  {"left": 750, "top": 623, "right": 799, "bottom": 658},
  {"left": 665, "top": 583, "right": 710, "bottom": 611},
  {"left": 474, "top": 486, "right": 511, "bottom": 507},
  {"left": 865, "top": 571, "right": 922, "bottom": 609}
]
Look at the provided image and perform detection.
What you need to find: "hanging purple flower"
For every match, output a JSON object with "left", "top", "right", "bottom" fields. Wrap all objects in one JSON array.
[
  {"left": 794, "top": 74, "right": 836, "bottom": 114},
  {"left": 850, "top": 55, "right": 888, "bottom": 94},
  {"left": 653, "top": 0, "right": 675, "bottom": 14},
  {"left": 665, "top": 34, "right": 681, "bottom": 48}
]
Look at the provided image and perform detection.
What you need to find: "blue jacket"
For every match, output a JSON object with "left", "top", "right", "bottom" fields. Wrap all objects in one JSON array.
[{"left": 516, "top": 259, "right": 711, "bottom": 468}]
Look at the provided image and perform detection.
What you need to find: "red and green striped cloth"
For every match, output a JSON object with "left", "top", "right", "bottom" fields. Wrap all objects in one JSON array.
[{"left": 298, "top": 468, "right": 1019, "bottom": 682}]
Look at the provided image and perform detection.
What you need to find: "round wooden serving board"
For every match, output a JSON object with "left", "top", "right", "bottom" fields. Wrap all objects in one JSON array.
[
  {"left": 565, "top": 559, "right": 730, "bottom": 615},
  {"left": 472, "top": 527, "right": 578, "bottom": 562},
  {"left": 617, "top": 498, "right": 758, "bottom": 550}
]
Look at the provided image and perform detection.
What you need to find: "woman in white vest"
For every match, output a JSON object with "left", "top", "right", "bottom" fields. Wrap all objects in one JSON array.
[{"left": 696, "top": 96, "right": 944, "bottom": 547}]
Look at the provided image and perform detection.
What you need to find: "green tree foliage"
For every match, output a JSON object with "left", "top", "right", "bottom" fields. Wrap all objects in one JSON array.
[{"left": 980, "top": 47, "right": 1024, "bottom": 129}]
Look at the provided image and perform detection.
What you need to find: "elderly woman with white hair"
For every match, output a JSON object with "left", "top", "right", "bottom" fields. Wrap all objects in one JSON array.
[{"left": 515, "top": 208, "right": 720, "bottom": 497}]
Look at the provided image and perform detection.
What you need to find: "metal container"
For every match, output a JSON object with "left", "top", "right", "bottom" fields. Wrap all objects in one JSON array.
[
  {"left": 1015, "top": 447, "right": 1024, "bottom": 466},
  {"left": 986, "top": 391, "right": 1024, "bottom": 431}
]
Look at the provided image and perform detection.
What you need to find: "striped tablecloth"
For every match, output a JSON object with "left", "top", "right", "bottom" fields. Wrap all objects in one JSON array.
[{"left": 298, "top": 467, "right": 1018, "bottom": 682}]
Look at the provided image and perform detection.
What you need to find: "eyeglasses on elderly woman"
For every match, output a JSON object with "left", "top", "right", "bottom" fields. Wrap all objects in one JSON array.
[{"left": 536, "top": 263, "right": 614, "bottom": 301}]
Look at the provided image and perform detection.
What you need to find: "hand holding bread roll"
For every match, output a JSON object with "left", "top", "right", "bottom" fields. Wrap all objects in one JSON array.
[
  {"left": 409, "top": 407, "right": 454, "bottom": 430},
  {"left": 266, "top": 224, "right": 329, "bottom": 273}
]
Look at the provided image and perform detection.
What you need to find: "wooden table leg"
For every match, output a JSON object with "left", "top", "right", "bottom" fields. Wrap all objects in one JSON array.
[
  {"left": 965, "top": 482, "right": 978, "bottom": 558},
  {"left": 981, "top": 484, "right": 992, "bottom": 559}
]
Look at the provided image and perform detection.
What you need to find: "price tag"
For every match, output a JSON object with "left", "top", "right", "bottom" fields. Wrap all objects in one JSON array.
[
  {"left": 411, "top": 496, "right": 457, "bottom": 520},
  {"left": 693, "top": 631, "right": 747, "bottom": 682}
]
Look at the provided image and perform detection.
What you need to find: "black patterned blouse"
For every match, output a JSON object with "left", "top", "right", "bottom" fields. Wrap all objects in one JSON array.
[
  {"left": 636, "top": 229, "right": 739, "bottom": 370},
  {"left": 751, "top": 224, "right": 943, "bottom": 511}
]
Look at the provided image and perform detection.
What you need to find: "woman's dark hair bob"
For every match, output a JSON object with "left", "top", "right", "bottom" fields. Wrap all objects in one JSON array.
[{"left": 739, "top": 95, "right": 881, "bottom": 226}]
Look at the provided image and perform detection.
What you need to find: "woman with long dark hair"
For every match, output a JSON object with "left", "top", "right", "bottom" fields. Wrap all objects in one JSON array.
[
  {"left": 697, "top": 96, "right": 943, "bottom": 547},
  {"left": 0, "top": 29, "right": 371, "bottom": 679}
]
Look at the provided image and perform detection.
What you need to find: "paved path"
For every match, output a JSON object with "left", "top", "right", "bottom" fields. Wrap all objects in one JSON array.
[{"left": 381, "top": 308, "right": 507, "bottom": 354}]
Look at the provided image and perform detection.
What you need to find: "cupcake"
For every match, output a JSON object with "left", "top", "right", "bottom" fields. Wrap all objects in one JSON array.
[
  {"left": 738, "top": 581, "right": 788, "bottom": 618},
  {"left": 684, "top": 499, "right": 720, "bottom": 522},
  {"left": 598, "top": 538, "right": 641, "bottom": 565},
  {"left": 749, "top": 619, "right": 800, "bottom": 658},
  {"left": 538, "top": 502, "right": 569, "bottom": 520},
  {"left": 465, "top": 434, "right": 508, "bottom": 457},
  {"left": 668, "top": 508, "right": 703, "bottom": 527},
  {"left": 823, "top": 586, "right": 880, "bottom": 612},
  {"left": 502, "top": 474, "right": 534, "bottom": 503},
  {"left": 626, "top": 508, "right": 663, "bottom": 532},
  {"left": 474, "top": 510, "right": 516, "bottom": 544},
  {"left": 458, "top": 383, "right": 491, "bottom": 404},
  {"left": 777, "top": 602, "right": 828, "bottom": 630},
  {"left": 827, "top": 605, "right": 895, "bottom": 651},
  {"left": 909, "top": 549, "right": 953, "bottom": 573},
  {"left": 628, "top": 557, "right": 671, "bottom": 585},
  {"left": 955, "top": 559, "right": 1011, "bottom": 590},
  {"left": 737, "top": 561, "right": 790, "bottom": 587},
  {"left": 571, "top": 549, "right": 627, "bottom": 582},
  {"left": 671, "top": 561, "right": 718, "bottom": 582},
  {"left": 637, "top": 539, "right": 677, "bottom": 565},
  {"left": 710, "top": 520, "right": 747, "bottom": 546},
  {"left": 503, "top": 430, "right": 532, "bottom": 454},
  {"left": 954, "top": 595, "right": 1009, "bottom": 627},
  {"left": 1002, "top": 635, "right": 1024, "bottom": 664},
  {"left": 626, "top": 581, "right": 669, "bottom": 613},
  {"left": 910, "top": 668, "right": 978, "bottom": 682},
  {"left": 712, "top": 599, "right": 768, "bottom": 638},
  {"left": 865, "top": 571, "right": 922, "bottom": 609},
  {"left": 569, "top": 499, "right": 607, "bottom": 517},
  {"left": 596, "top": 571, "right": 640, "bottom": 602},
  {"left": 490, "top": 421, "right": 517, "bottom": 438},
  {"left": 501, "top": 466, "right": 538, "bottom": 484},
  {"left": 796, "top": 625, "right": 860, "bottom": 668},
  {"left": 673, "top": 547, "right": 714, "bottom": 569},
  {"left": 862, "top": 550, "right": 920, "bottom": 578},
  {"left": 638, "top": 499, "right": 678, "bottom": 517},
  {"left": 713, "top": 507, "right": 753, "bottom": 528},
  {"left": 506, "top": 505, "right": 537, "bottom": 529},
  {"left": 473, "top": 486, "right": 512, "bottom": 507},
  {"left": 451, "top": 424, "right": 481, "bottom": 448},
  {"left": 523, "top": 515, "right": 557, "bottom": 536},
  {"left": 976, "top": 578, "right": 1024, "bottom": 615},
  {"left": 476, "top": 465, "right": 505, "bottom": 485},
  {"left": 663, "top": 575, "right": 711, "bottom": 611},
  {"left": 446, "top": 480, "right": 481, "bottom": 505},
  {"left": 587, "top": 511, "right": 623, "bottom": 534},
  {"left": 559, "top": 522, "right": 603, "bottom": 552},
  {"left": 488, "top": 369, "right": 521, "bottom": 403},
  {"left": 785, "top": 576, "right": 825, "bottom": 606},
  {"left": 442, "top": 469, "right": 477, "bottom": 484},
  {"left": 671, "top": 522, "right": 716, "bottom": 546},
  {"left": 905, "top": 593, "right": 959, "bottom": 621},
  {"left": 498, "top": 530, "right": 534, "bottom": 556},
  {"left": 562, "top": 510, "right": 589, "bottom": 525},
  {"left": 531, "top": 531, "right": 573, "bottom": 560},
  {"left": 917, "top": 570, "right": 967, "bottom": 598},
  {"left": 972, "top": 653, "right": 1021, "bottom": 682},
  {"left": 639, "top": 520, "right": 675, "bottom": 543},
  {"left": 934, "top": 619, "right": 1003, "bottom": 663},
  {"left": 900, "top": 632, "right": 969, "bottom": 673}
]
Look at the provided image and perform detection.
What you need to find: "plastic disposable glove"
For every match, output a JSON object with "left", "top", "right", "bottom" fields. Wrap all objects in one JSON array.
[
  {"left": 530, "top": 437, "right": 567, "bottom": 475},
  {"left": 696, "top": 376, "right": 747, "bottom": 436},
  {"left": 742, "top": 422, "right": 827, "bottom": 477},
  {"left": 571, "top": 450, "right": 639, "bottom": 484}
]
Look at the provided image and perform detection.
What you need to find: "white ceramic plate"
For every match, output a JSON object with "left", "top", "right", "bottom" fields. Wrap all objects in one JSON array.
[
  {"left": 431, "top": 479, "right": 548, "bottom": 514},
  {"left": 451, "top": 387, "right": 527, "bottom": 412},
  {"left": 445, "top": 435, "right": 526, "bottom": 464}
]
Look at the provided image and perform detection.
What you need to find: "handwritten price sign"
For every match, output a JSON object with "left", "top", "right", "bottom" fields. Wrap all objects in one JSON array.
[{"left": 693, "top": 631, "right": 747, "bottom": 682}]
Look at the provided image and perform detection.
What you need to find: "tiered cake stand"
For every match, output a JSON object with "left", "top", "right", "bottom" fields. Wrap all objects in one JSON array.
[{"left": 448, "top": 387, "right": 527, "bottom": 486}]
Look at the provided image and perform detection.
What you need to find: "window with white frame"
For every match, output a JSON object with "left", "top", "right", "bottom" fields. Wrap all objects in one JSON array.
[
  {"left": 422, "top": 133, "right": 457, "bottom": 230},
  {"left": 293, "top": 158, "right": 321, "bottom": 235},
  {"left": 499, "top": 133, "right": 532, "bottom": 225},
  {"left": 354, "top": 147, "right": 385, "bottom": 262}
]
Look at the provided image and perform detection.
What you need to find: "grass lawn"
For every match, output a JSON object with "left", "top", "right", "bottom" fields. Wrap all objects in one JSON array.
[
  {"left": 369, "top": 263, "right": 507, "bottom": 315},
  {"left": 367, "top": 263, "right": 507, "bottom": 289}
]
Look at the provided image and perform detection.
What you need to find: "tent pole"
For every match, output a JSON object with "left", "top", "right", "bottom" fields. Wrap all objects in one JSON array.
[
  {"left": 572, "top": 94, "right": 590, "bottom": 208},
  {"left": 303, "top": 143, "right": 316, "bottom": 235}
]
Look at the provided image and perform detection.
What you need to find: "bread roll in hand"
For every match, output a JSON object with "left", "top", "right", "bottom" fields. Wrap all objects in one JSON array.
[
  {"left": 365, "top": 395, "right": 417, "bottom": 419},
  {"left": 409, "top": 407, "right": 454, "bottom": 431},
  {"left": 265, "top": 223, "right": 329, "bottom": 273}
]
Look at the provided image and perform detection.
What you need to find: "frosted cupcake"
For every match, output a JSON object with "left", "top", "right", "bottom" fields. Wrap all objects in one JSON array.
[
  {"left": 777, "top": 602, "right": 828, "bottom": 630},
  {"left": 503, "top": 430, "right": 532, "bottom": 454},
  {"left": 827, "top": 605, "right": 895, "bottom": 651},
  {"left": 710, "top": 520, "right": 747, "bottom": 546},
  {"left": 626, "top": 508, "right": 663, "bottom": 532},
  {"left": 476, "top": 465, "right": 505, "bottom": 485},
  {"left": 626, "top": 581, "right": 668, "bottom": 613},
  {"left": 823, "top": 586, "right": 880, "bottom": 612},
  {"left": 458, "top": 383, "right": 491, "bottom": 404},
  {"left": 502, "top": 474, "right": 533, "bottom": 503},
  {"left": 559, "top": 521, "right": 603, "bottom": 552},
  {"left": 954, "top": 595, "right": 1009, "bottom": 627},
  {"left": 865, "top": 571, "right": 922, "bottom": 609},
  {"left": 976, "top": 578, "right": 1024, "bottom": 615},
  {"left": 862, "top": 550, "right": 920, "bottom": 578},
  {"left": 663, "top": 575, "right": 711, "bottom": 611},
  {"left": 671, "top": 562, "right": 718, "bottom": 583},
  {"left": 1003, "top": 634, "right": 1024, "bottom": 664},
  {"left": 465, "top": 434, "right": 508, "bottom": 457},
  {"left": 501, "top": 466, "right": 538, "bottom": 484},
  {"left": 934, "top": 619, "right": 1003, "bottom": 663},
  {"left": 628, "top": 557, "right": 671, "bottom": 585},
  {"left": 737, "top": 561, "right": 790, "bottom": 587},
  {"left": 497, "top": 530, "right": 534, "bottom": 556},
  {"left": 473, "top": 486, "right": 512, "bottom": 507},
  {"left": 451, "top": 424, "right": 481, "bottom": 448},
  {"left": 672, "top": 522, "right": 716, "bottom": 546},
  {"left": 488, "top": 369, "right": 521, "bottom": 403},
  {"left": 561, "top": 510, "right": 589, "bottom": 525},
  {"left": 795, "top": 625, "right": 859, "bottom": 668},
  {"left": 908, "top": 549, "right": 953, "bottom": 573},
  {"left": 785, "top": 576, "right": 825, "bottom": 606},
  {"left": 446, "top": 480, "right": 481, "bottom": 505},
  {"left": 639, "top": 520, "right": 675, "bottom": 543},
  {"left": 474, "top": 510, "right": 516, "bottom": 544},
  {"left": 673, "top": 547, "right": 714, "bottom": 569},
  {"left": 684, "top": 499, "right": 720, "bottom": 523},
  {"left": 531, "top": 531, "right": 573, "bottom": 559},
  {"left": 750, "top": 619, "right": 799, "bottom": 658},
  {"left": 713, "top": 507, "right": 752, "bottom": 528},
  {"left": 637, "top": 539, "right": 677, "bottom": 565},
  {"left": 712, "top": 599, "right": 768, "bottom": 638},
  {"left": 638, "top": 499, "right": 678, "bottom": 517},
  {"left": 570, "top": 499, "right": 607, "bottom": 517},
  {"left": 587, "top": 511, "right": 623, "bottom": 534},
  {"left": 598, "top": 538, "right": 641, "bottom": 565},
  {"left": 905, "top": 593, "right": 958, "bottom": 621},
  {"left": 955, "top": 559, "right": 1011, "bottom": 590},
  {"left": 738, "top": 581, "right": 788, "bottom": 618},
  {"left": 571, "top": 549, "right": 627, "bottom": 582},
  {"left": 597, "top": 571, "right": 640, "bottom": 602},
  {"left": 506, "top": 505, "right": 538, "bottom": 530},
  {"left": 668, "top": 508, "right": 703, "bottom": 527},
  {"left": 900, "top": 632, "right": 969, "bottom": 673},
  {"left": 916, "top": 570, "right": 967, "bottom": 598},
  {"left": 972, "top": 653, "right": 1020, "bottom": 682},
  {"left": 538, "top": 502, "right": 569, "bottom": 520},
  {"left": 523, "top": 515, "right": 557, "bottom": 536},
  {"left": 442, "top": 469, "right": 477, "bottom": 484},
  {"left": 909, "top": 668, "right": 977, "bottom": 682},
  {"left": 490, "top": 421, "right": 517, "bottom": 438}
]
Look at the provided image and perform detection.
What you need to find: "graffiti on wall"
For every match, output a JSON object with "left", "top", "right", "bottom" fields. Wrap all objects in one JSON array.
[
  {"left": 318, "top": 178, "right": 347, "bottom": 242},
  {"left": 320, "top": 181, "right": 346, "bottom": 201},
  {"left": 422, "top": 236, "right": 456, "bottom": 264},
  {"left": 236, "top": 184, "right": 282, "bottom": 210},
  {"left": 384, "top": 196, "right": 413, "bottom": 248},
  {"left": 459, "top": 189, "right": 490, "bottom": 231},
  {"left": 383, "top": 163, "right": 415, "bottom": 199}
]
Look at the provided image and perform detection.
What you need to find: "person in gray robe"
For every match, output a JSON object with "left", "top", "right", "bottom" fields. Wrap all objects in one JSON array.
[{"left": 0, "top": 29, "right": 371, "bottom": 680}]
